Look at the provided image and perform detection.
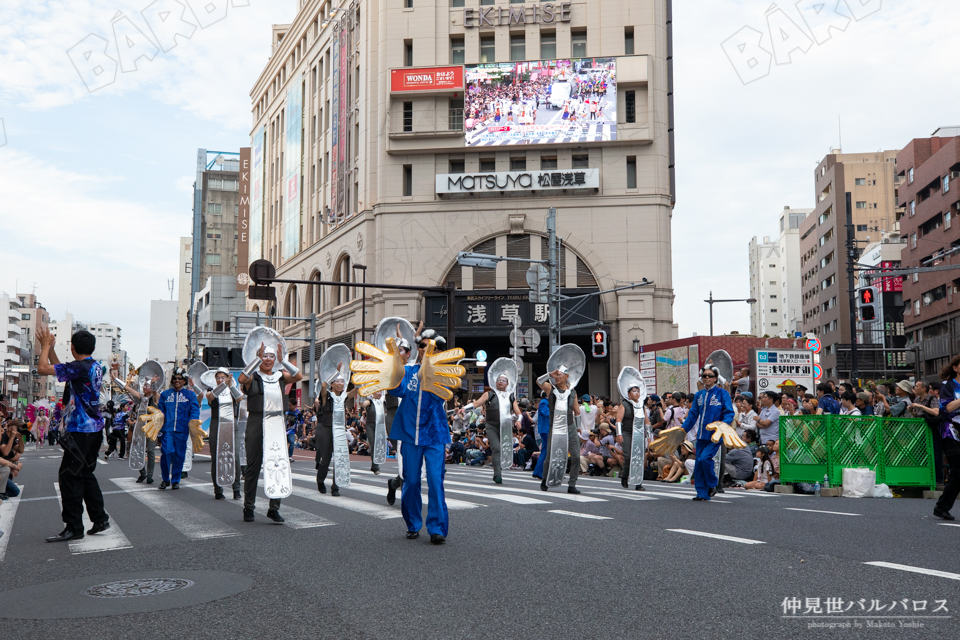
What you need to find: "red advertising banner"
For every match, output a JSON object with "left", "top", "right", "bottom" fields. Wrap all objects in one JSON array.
[
  {"left": 881, "top": 261, "right": 903, "bottom": 292},
  {"left": 391, "top": 66, "right": 464, "bottom": 92}
]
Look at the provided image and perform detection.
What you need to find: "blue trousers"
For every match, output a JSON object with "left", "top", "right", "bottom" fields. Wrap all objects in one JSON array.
[
  {"left": 400, "top": 442, "right": 448, "bottom": 537},
  {"left": 532, "top": 432, "right": 549, "bottom": 478},
  {"left": 694, "top": 438, "right": 721, "bottom": 499},
  {"left": 159, "top": 431, "right": 189, "bottom": 484}
]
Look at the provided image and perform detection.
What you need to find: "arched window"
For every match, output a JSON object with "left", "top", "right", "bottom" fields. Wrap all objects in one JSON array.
[
  {"left": 305, "top": 270, "right": 323, "bottom": 315},
  {"left": 333, "top": 255, "right": 352, "bottom": 306},
  {"left": 283, "top": 286, "right": 299, "bottom": 327}
]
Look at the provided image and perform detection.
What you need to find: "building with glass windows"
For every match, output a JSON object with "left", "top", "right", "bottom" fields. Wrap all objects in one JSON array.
[{"left": 244, "top": 0, "right": 677, "bottom": 397}]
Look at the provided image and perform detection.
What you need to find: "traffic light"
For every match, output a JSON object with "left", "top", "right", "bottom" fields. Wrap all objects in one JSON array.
[
  {"left": 591, "top": 330, "right": 607, "bottom": 358},
  {"left": 858, "top": 286, "right": 878, "bottom": 323}
]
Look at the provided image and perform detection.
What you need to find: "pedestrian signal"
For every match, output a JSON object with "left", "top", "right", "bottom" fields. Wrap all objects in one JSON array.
[
  {"left": 591, "top": 330, "right": 607, "bottom": 358},
  {"left": 858, "top": 286, "right": 878, "bottom": 324}
]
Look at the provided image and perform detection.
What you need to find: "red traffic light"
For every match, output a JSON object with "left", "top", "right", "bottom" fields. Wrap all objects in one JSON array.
[
  {"left": 859, "top": 288, "right": 875, "bottom": 305},
  {"left": 591, "top": 330, "right": 607, "bottom": 357},
  {"left": 593, "top": 331, "right": 604, "bottom": 343}
]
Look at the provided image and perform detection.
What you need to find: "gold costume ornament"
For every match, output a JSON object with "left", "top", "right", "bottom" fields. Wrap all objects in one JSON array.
[
  {"left": 350, "top": 337, "right": 408, "bottom": 396},
  {"left": 188, "top": 419, "right": 205, "bottom": 453},
  {"left": 705, "top": 421, "right": 747, "bottom": 449},
  {"left": 418, "top": 341, "right": 466, "bottom": 401},
  {"left": 649, "top": 426, "right": 687, "bottom": 457},
  {"left": 140, "top": 406, "right": 164, "bottom": 440}
]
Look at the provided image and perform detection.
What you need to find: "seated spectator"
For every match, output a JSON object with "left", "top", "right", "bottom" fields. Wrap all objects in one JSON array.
[
  {"left": 723, "top": 446, "right": 755, "bottom": 487},
  {"left": 581, "top": 432, "right": 604, "bottom": 474},
  {"left": 0, "top": 420, "right": 24, "bottom": 499},
  {"left": 661, "top": 441, "right": 694, "bottom": 482},
  {"left": 744, "top": 446, "right": 775, "bottom": 490},
  {"left": 517, "top": 428, "right": 538, "bottom": 469},
  {"left": 448, "top": 433, "right": 465, "bottom": 464},
  {"left": 742, "top": 429, "right": 759, "bottom": 455},
  {"left": 598, "top": 423, "right": 622, "bottom": 474}
]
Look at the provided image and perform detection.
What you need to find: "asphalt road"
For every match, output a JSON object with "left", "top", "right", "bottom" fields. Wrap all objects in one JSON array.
[{"left": 1, "top": 445, "right": 958, "bottom": 639}]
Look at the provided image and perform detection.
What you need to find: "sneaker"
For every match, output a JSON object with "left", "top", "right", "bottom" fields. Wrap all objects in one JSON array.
[
  {"left": 266, "top": 510, "right": 285, "bottom": 524},
  {"left": 430, "top": 533, "right": 446, "bottom": 545},
  {"left": 243, "top": 509, "right": 254, "bottom": 522}
]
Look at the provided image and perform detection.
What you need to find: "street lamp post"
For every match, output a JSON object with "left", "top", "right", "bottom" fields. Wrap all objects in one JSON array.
[{"left": 704, "top": 291, "right": 758, "bottom": 336}]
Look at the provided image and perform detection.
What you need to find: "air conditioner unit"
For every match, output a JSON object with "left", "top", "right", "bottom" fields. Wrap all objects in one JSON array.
[{"left": 950, "top": 171, "right": 960, "bottom": 179}]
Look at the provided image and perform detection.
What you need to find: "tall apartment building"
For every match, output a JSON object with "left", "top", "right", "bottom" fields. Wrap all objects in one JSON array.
[
  {"left": 15, "top": 293, "right": 53, "bottom": 403},
  {"left": 799, "top": 150, "right": 901, "bottom": 380},
  {"left": 749, "top": 206, "right": 811, "bottom": 337},
  {"left": 896, "top": 129, "right": 960, "bottom": 381},
  {"left": 244, "top": 0, "right": 677, "bottom": 396},
  {"left": 0, "top": 293, "right": 24, "bottom": 409}
]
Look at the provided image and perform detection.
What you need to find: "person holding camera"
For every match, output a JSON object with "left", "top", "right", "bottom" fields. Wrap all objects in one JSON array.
[{"left": 0, "top": 420, "right": 24, "bottom": 499}]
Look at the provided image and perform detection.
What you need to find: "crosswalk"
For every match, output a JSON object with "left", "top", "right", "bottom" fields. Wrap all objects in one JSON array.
[{"left": 0, "top": 464, "right": 783, "bottom": 559}]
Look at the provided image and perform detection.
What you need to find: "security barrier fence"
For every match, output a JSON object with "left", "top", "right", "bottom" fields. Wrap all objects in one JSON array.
[{"left": 778, "top": 415, "right": 935, "bottom": 490}]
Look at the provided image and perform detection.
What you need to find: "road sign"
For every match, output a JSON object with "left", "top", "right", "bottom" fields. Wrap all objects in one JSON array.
[
  {"left": 805, "top": 337, "right": 821, "bottom": 354},
  {"left": 524, "top": 329, "right": 541, "bottom": 353},
  {"left": 813, "top": 363, "right": 823, "bottom": 380},
  {"left": 751, "top": 348, "right": 815, "bottom": 395},
  {"left": 509, "top": 347, "right": 525, "bottom": 357},
  {"left": 475, "top": 350, "right": 487, "bottom": 362},
  {"left": 526, "top": 264, "right": 549, "bottom": 303}
]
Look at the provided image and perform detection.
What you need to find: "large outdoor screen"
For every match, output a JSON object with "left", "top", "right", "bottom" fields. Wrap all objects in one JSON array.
[{"left": 464, "top": 57, "right": 617, "bottom": 147}]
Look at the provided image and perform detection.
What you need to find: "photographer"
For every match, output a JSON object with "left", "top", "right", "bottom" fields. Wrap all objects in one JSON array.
[{"left": 0, "top": 420, "right": 25, "bottom": 499}]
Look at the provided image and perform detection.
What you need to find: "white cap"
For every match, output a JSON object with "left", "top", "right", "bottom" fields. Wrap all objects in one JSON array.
[{"left": 216, "top": 367, "right": 231, "bottom": 376}]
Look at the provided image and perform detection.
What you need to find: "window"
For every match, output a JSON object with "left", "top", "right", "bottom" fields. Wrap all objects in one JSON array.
[
  {"left": 472, "top": 238, "right": 497, "bottom": 289},
  {"left": 910, "top": 200, "right": 916, "bottom": 216},
  {"left": 856, "top": 224, "right": 867, "bottom": 231},
  {"left": 770, "top": 309, "right": 777, "bottom": 313},
  {"left": 946, "top": 210, "right": 952, "bottom": 229},
  {"left": 626, "top": 156, "right": 638, "bottom": 189},
  {"left": 915, "top": 299, "right": 920, "bottom": 315},
  {"left": 402, "top": 165, "right": 413, "bottom": 197},
  {"left": 572, "top": 154, "right": 589, "bottom": 168},
  {"left": 856, "top": 201, "right": 867, "bottom": 209},
  {"left": 207, "top": 203, "right": 222, "bottom": 215},
  {"left": 771, "top": 323, "right": 778, "bottom": 327},
  {"left": 571, "top": 31, "right": 587, "bottom": 58},
  {"left": 541, "top": 156, "right": 558, "bottom": 170},
  {"left": 908, "top": 167, "right": 914, "bottom": 183},
  {"left": 480, "top": 37, "right": 495, "bottom": 63},
  {"left": 481, "top": 0, "right": 495, "bottom": 4},
  {"left": 945, "top": 175, "right": 951, "bottom": 193},
  {"left": 510, "top": 35, "right": 525, "bottom": 61},
  {"left": 449, "top": 98, "right": 464, "bottom": 130},
  {"left": 540, "top": 33, "right": 556, "bottom": 59},
  {"left": 449, "top": 160, "right": 465, "bottom": 174},
  {"left": 22, "top": 313, "right": 30, "bottom": 320},
  {"left": 404, "top": 40, "right": 413, "bottom": 67},
  {"left": 452, "top": 0, "right": 464, "bottom": 5},
  {"left": 404, "top": 0, "right": 412, "bottom": 7},
  {"left": 910, "top": 232, "right": 917, "bottom": 249},
  {"left": 923, "top": 285, "right": 947, "bottom": 305},
  {"left": 510, "top": 157, "right": 526, "bottom": 171},
  {"left": 206, "top": 229, "right": 222, "bottom": 239},
  {"left": 205, "top": 254, "right": 221, "bottom": 266},
  {"left": 625, "top": 90, "right": 636, "bottom": 123},
  {"left": 769, "top": 295, "right": 777, "bottom": 299},
  {"left": 402, "top": 102, "right": 413, "bottom": 132},
  {"left": 480, "top": 158, "right": 496, "bottom": 172},
  {"left": 624, "top": 27, "right": 634, "bottom": 55},
  {"left": 451, "top": 38, "right": 465, "bottom": 64},
  {"left": 855, "top": 178, "right": 866, "bottom": 185}
]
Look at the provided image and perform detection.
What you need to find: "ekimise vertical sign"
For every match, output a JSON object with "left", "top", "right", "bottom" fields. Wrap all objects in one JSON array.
[
  {"left": 391, "top": 66, "right": 464, "bottom": 92},
  {"left": 236, "top": 146, "right": 251, "bottom": 292}
]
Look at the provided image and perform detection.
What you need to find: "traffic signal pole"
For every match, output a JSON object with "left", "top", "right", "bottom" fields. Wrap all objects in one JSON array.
[
  {"left": 547, "top": 207, "right": 560, "bottom": 355},
  {"left": 845, "top": 191, "right": 860, "bottom": 382}
]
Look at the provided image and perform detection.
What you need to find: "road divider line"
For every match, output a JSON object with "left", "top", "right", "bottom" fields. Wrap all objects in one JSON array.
[
  {"left": 548, "top": 510, "right": 613, "bottom": 520},
  {"left": 181, "top": 480, "right": 334, "bottom": 529},
  {"left": 784, "top": 507, "right": 860, "bottom": 516},
  {"left": 667, "top": 529, "right": 766, "bottom": 545},
  {"left": 0, "top": 485, "right": 23, "bottom": 561},
  {"left": 54, "top": 483, "right": 133, "bottom": 554},
  {"left": 864, "top": 561, "right": 960, "bottom": 581},
  {"left": 111, "top": 478, "right": 240, "bottom": 540}
]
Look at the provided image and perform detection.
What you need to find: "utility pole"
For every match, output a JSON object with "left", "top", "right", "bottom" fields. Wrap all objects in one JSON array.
[
  {"left": 845, "top": 191, "right": 859, "bottom": 383},
  {"left": 547, "top": 207, "right": 559, "bottom": 355}
]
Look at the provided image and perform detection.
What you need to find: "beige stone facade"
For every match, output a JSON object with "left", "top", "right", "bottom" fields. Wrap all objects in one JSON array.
[{"left": 247, "top": 0, "right": 676, "bottom": 397}]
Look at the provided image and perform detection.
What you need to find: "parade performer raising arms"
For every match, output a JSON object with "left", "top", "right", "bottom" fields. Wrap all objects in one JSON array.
[
  {"left": 536, "top": 344, "right": 585, "bottom": 494},
  {"left": 114, "top": 361, "right": 165, "bottom": 485},
  {"left": 351, "top": 320, "right": 464, "bottom": 544},
  {"left": 238, "top": 327, "right": 302, "bottom": 523},
  {"left": 460, "top": 358, "right": 521, "bottom": 485},
  {"left": 203, "top": 367, "right": 245, "bottom": 500}
]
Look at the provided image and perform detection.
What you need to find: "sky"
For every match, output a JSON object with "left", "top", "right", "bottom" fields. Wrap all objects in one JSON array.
[{"left": 0, "top": 0, "right": 957, "bottom": 364}]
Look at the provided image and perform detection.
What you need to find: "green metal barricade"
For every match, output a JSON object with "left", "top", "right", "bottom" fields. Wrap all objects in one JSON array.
[
  {"left": 779, "top": 415, "right": 830, "bottom": 485},
  {"left": 777, "top": 415, "right": 935, "bottom": 490},
  {"left": 878, "top": 418, "right": 935, "bottom": 488}
]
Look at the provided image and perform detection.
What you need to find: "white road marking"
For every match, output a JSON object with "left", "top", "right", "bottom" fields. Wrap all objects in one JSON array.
[
  {"left": 548, "top": 510, "right": 612, "bottom": 520},
  {"left": 0, "top": 485, "right": 23, "bottom": 561},
  {"left": 584, "top": 491, "right": 658, "bottom": 501},
  {"left": 667, "top": 529, "right": 766, "bottom": 545},
  {"left": 864, "top": 561, "right": 960, "bottom": 582},
  {"left": 111, "top": 478, "right": 240, "bottom": 540},
  {"left": 442, "top": 487, "right": 550, "bottom": 505},
  {"left": 332, "top": 479, "right": 482, "bottom": 510},
  {"left": 96, "top": 459, "right": 107, "bottom": 465},
  {"left": 287, "top": 477, "right": 401, "bottom": 519},
  {"left": 784, "top": 507, "right": 860, "bottom": 516},
  {"left": 442, "top": 479, "right": 605, "bottom": 503},
  {"left": 54, "top": 484, "right": 133, "bottom": 554},
  {"left": 938, "top": 523, "right": 960, "bottom": 528},
  {"left": 181, "top": 480, "right": 334, "bottom": 529}
]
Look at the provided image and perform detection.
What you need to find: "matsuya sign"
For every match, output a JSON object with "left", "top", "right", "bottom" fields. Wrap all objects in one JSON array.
[
  {"left": 463, "top": 2, "right": 573, "bottom": 28},
  {"left": 437, "top": 169, "right": 600, "bottom": 194}
]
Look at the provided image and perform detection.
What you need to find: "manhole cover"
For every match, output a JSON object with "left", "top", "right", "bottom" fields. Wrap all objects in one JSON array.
[{"left": 81, "top": 578, "right": 196, "bottom": 599}]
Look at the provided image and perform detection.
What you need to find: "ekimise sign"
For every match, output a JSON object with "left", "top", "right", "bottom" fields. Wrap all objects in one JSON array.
[{"left": 391, "top": 66, "right": 464, "bottom": 93}]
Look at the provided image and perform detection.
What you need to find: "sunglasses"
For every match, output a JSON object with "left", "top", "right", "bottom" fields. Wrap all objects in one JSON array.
[
  {"left": 417, "top": 342, "right": 428, "bottom": 349},
  {"left": 702, "top": 373, "right": 716, "bottom": 379}
]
